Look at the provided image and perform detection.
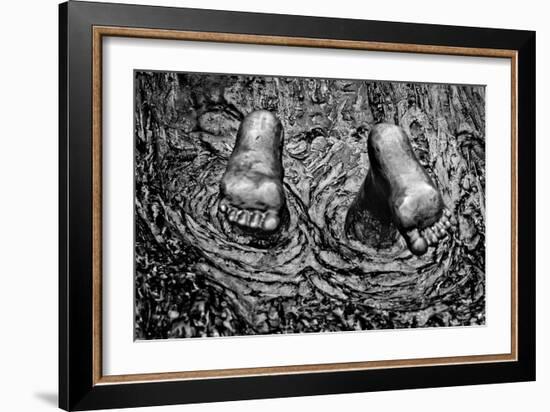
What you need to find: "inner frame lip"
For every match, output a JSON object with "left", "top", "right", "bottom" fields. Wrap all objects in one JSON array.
[{"left": 92, "top": 25, "right": 518, "bottom": 386}]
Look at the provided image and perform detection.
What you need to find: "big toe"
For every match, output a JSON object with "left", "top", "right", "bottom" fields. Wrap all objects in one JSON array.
[
  {"left": 262, "top": 212, "right": 280, "bottom": 232},
  {"left": 405, "top": 229, "right": 428, "bottom": 256}
]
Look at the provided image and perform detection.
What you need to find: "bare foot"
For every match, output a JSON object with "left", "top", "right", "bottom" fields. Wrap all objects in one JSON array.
[
  {"left": 346, "top": 123, "right": 455, "bottom": 255},
  {"left": 219, "top": 110, "right": 286, "bottom": 233}
]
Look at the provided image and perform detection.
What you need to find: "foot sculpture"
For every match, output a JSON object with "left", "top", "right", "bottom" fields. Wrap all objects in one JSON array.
[
  {"left": 346, "top": 123, "right": 454, "bottom": 255},
  {"left": 219, "top": 110, "right": 286, "bottom": 233}
]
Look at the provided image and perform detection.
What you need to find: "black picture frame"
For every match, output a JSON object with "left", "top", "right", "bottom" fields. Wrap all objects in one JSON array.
[{"left": 59, "top": 1, "right": 536, "bottom": 410}]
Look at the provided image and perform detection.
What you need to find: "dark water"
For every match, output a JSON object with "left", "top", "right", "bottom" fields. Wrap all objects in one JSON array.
[{"left": 134, "top": 71, "right": 486, "bottom": 339}]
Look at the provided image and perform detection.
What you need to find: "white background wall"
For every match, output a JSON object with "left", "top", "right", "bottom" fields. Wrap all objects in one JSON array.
[{"left": 0, "top": 0, "right": 545, "bottom": 411}]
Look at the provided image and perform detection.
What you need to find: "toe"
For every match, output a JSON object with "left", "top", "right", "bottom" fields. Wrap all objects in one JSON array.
[
  {"left": 424, "top": 228, "right": 438, "bottom": 245},
  {"left": 219, "top": 198, "right": 228, "bottom": 213},
  {"left": 443, "top": 208, "right": 457, "bottom": 226},
  {"left": 421, "top": 231, "right": 431, "bottom": 245},
  {"left": 237, "top": 210, "right": 249, "bottom": 226},
  {"left": 434, "top": 222, "right": 447, "bottom": 238},
  {"left": 262, "top": 212, "right": 280, "bottom": 232},
  {"left": 405, "top": 229, "right": 428, "bottom": 256},
  {"left": 249, "top": 212, "right": 262, "bottom": 229},
  {"left": 440, "top": 215, "right": 452, "bottom": 229},
  {"left": 228, "top": 208, "right": 238, "bottom": 222}
]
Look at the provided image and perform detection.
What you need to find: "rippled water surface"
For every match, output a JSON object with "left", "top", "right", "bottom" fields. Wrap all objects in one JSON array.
[{"left": 134, "top": 71, "right": 486, "bottom": 339}]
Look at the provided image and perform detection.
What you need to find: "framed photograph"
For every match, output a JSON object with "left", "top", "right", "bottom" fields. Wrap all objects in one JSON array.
[{"left": 59, "top": 1, "right": 535, "bottom": 410}]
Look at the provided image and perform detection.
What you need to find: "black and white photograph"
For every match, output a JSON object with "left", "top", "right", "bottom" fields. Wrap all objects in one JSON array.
[{"left": 134, "top": 71, "right": 486, "bottom": 340}]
